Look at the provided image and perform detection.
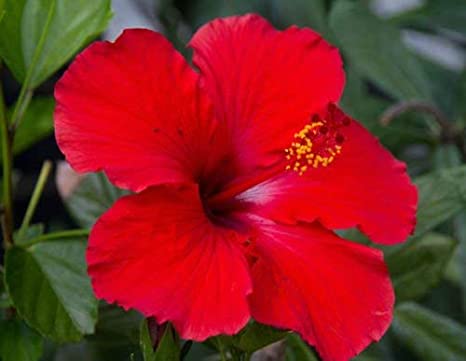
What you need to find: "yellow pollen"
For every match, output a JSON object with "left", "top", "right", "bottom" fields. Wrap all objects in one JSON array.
[{"left": 284, "top": 119, "right": 344, "bottom": 175}]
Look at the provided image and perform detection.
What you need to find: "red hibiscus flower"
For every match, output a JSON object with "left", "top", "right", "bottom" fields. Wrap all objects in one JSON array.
[{"left": 54, "top": 14, "right": 417, "bottom": 361}]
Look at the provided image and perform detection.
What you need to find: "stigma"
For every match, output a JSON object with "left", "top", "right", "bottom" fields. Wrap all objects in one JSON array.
[{"left": 285, "top": 104, "right": 351, "bottom": 175}]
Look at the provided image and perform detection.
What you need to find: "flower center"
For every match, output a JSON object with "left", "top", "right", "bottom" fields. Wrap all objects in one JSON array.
[{"left": 285, "top": 104, "right": 350, "bottom": 175}]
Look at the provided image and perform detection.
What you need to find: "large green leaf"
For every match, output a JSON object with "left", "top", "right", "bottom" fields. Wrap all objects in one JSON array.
[
  {"left": 140, "top": 321, "right": 180, "bottom": 361},
  {"left": 4, "top": 237, "right": 98, "bottom": 342},
  {"left": 392, "top": 303, "right": 466, "bottom": 361},
  {"left": 329, "top": 1, "right": 431, "bottom": 101},
  {"left": 0, "top": 0, "right": 112, "bottom": 87},
  {"left": 63, "top": 172, "right": 128, "bottom": 229},
  {"left": 386, "top": 232, "right": 457, "bottom": 302},
  {"left": 0, "top": 319, "right": 43, "bottom": 361}
]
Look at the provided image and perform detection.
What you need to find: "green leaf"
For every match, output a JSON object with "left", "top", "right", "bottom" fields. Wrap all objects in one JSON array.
[
  {"left": 13, "top": 97, "right": 55, "bottom": 154},
  {"left": 286, "top": 333, "right": 319, "bottom": 361},
  {"left": 233, "top": 321, "right": 288, "bottom": 353},
  {"left": 433, "top": 144, "right": 463, "bottom": 171},
  {"left": 84, "top": 303, "right": 143, "bottom": 361},
  {"left": 0, "top": 0, "right": 112, "bottom": 87},
  {"left": 329, "top": 0, "right": 431, "bottom": 101},
  {"left": 386, "top": 232, "right": 457, "bottom": 302},
  {"left": 64, "top": 172, "right": 128, "bottom": 229},
  {"left": 0, "top": 319, "right": 43, "bottom": 361},
  {"left": 4, "top": 237, "right": 98, "bottom": 342},
  {"left": 432, "top": 144, "right": 466, "bottom": 312},
  {"left": 413, "top": 165, "right": 466, "bottom": 238},
  {"left": 392, "top": 302, "right": 466, "bottom": 361},
  {"left": 140, "top": 320, "right": 155, "bottom": 361},
  {"left": 140, "top": 321, "right": 180, "bottom": 361},
  {"left": 92, "top": 303, "right": 142, "bottom": 347}
]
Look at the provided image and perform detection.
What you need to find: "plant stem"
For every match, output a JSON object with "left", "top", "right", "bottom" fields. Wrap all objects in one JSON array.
[
  {"left": 17, "top": 160, "right": 53, "bottom": 239},
  {"left": 0, "top": 76, "right": 13, "bottom": 248}
]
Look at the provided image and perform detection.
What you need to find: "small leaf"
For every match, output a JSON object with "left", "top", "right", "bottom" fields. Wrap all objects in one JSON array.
[
  {"left": 140, "top": 320, "right": 180, "bottom": 361},
  {"left": 233, "top": 321, "right": 288, "bottom": 353},
  {"left": 140, "top": 320, "right": 155, "bottom": 361},
  {"left": 392, "top": 302, "right": 466, "bottom": 361},
  {"left": 63, "top": 172, "right": 128, "bottom": 229},
  {"left": 386, "top": 232, "right": 457, "bottom": 302},
  {"left": 330, "top": 0, "right": 432, "bottom": 101},
  {"left": 286, "top": 333, "right": 319, "bottom": 361},
  {"left": 4, "top": 237, "right": 98, "bottom": 342},
  {"left": 0, "top": 0, "right": 112, "bottom": 87},
  {"left": 0, "top": 319, "right": 43, "bottom": 361}
]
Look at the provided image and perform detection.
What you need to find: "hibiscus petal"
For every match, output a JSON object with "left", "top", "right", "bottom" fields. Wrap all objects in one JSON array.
[
  {"left": 239, "top": 107, "right": 417, "bottom": 245},
  {"left": 87, "top": 184, "right": 252, "bottom": 340},
  {"left": 55, "top": 29, "right": 217, "bottom": 192},
  {"left": 189, "top": 14, "right": 344, "bottom": 176},
  {"left": 248, "top": 218, "right": 393, "bottom": 361}
]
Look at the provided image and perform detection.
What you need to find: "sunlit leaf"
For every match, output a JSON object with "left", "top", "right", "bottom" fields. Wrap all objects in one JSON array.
[
  {"left": 0, "top": 0, "right": 112, "bottom": 86},
  {"left": 4, "top": 237, "right": 98, "bottom": 342}
]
